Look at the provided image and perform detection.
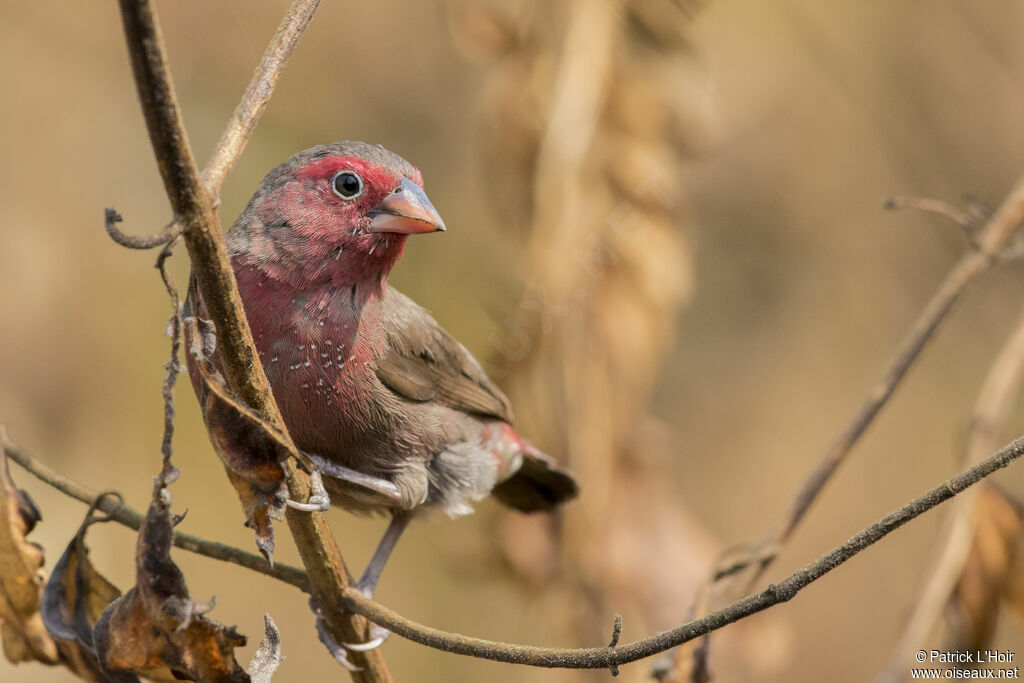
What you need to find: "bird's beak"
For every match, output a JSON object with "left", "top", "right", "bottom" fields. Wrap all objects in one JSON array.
[{"left": 369, "top": 177, "right": 447, "bottom": 235}]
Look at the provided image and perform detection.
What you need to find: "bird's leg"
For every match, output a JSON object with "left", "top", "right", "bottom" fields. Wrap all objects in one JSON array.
[
  {"left": 343, "top": 511, "right": 413, "bottom": 652},
  {"left": 357, "top": 511, "right": 412, "bottom": 597},
  {"left": 297, "top": 450, "right": 404, "bottom": 505}
]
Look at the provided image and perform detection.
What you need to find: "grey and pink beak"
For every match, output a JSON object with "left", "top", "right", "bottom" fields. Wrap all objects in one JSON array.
[{"left": 369, "top": 177, "right": 446, "bottom": 235}]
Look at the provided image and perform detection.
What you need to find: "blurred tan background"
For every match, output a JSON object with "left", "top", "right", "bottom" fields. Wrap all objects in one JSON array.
[{"left": 3, "top": 1, "right": 1024, "bottom": 681}]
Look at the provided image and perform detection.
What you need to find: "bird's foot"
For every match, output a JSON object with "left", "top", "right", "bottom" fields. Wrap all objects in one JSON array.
[
  {"left": 309, "top": 598, "right": 361, "bottom": 671},
  {"left": 340, "top": 579, "right": 391, "bottom": 650},
  {"left": 302, "top": 451, "right": 404, "bottom": 504},
  {"left": 286, "top": 469, "right": 331, "bottom": 512},
  {"left": 309, "top": 594, "right": 391, "bottom": 659}
]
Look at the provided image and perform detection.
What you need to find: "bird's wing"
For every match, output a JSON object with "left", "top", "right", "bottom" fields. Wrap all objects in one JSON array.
[{"left": 374, "top": 288, "right": 514, "bottom": 423}]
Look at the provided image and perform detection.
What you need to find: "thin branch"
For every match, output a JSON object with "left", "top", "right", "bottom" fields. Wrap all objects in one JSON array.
[
  {"left": 156, "top": 235, "right": 182, "bottom": 469},
  {"left": 756, "top": 177, "right": 1024, "bottom": 582},
  {"left": 334, "top": 435, "right": 1024, "bottom": 669},
  {"left": 104, "top": 209, "right": 179, "bottom": 250},
  {"left": 669, "top": 181, "right": 1024, "bottom": 680},
  {"left": 10, "top": 422, "right": 1023, "bottom": 671},
  {"left": 115, "top": 2, "right": 390, "bottom": 679},
  {"left": 885, "top": 306, "right": 1024, "bottom": 679},
  {"left": 884, "top": 196, "right": 975, "bottom": 233},
  {"left": 201, "top": 0, "right": 321, "bottom": 197},
  {"left": 2, "top": 436, "right": 309, "bottom": 591}
]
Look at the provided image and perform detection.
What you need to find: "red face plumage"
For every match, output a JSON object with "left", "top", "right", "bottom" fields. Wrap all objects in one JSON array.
[{"left": 231, "top": 143, "right": 444, "bottom": 292}]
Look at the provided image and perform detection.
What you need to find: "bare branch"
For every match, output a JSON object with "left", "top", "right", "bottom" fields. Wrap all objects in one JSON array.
[
  {"left": 156, "top": 235, "right": 182, "bottom": 471},
  {"left": 201, "top": 0, "right": 321, "bottom": 197},
  {"left": 16, "top": 418, "right": 1002, "bottom": 683},
  {"left": 2, "top": 436, "right": 309, "bottom": 591},
  {"left": 884, "top": 196, "right": 976, "bottom": 232},
  {"left": 666, "top": 180, "right": 1024, "bottom": 679},
  {"left": 886, "top": 306, "right": 1024, "bottom": 678},
  {"left": 115, "top": 2, "right": 390, "bottom": 678},
  {"left": 749, "top": 177, "right": 1024, "bottom": 586},
  {"left": 334, "top": 435, "right": 1024, "bottom": 669}
]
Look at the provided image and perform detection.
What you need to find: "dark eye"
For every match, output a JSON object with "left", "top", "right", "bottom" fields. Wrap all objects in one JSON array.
[{"left": 332, "top": 171, "right": 363, "bottom": 199}]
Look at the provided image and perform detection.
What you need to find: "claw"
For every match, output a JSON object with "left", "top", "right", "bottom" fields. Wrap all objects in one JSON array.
[
  {"left": 287, "top": 470, "right": 331, "bottom": 512},
  {"left": 310, "top": 598, "right": 361, "bottom": 672},
  {"left": 343, "top": 625, "right": 391, "bottom": 652}
]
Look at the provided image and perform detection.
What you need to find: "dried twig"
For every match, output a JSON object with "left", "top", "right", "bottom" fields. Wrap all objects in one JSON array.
[
  {"left": 15, "top": 421, "right": 1022, "bottom": 672},
  {"left": 104, "top": 209, "right": 179, "bottom": 249},
  {"left": 745, "top": 179, "right": 1024, "bottom": 588},
  {"left": 156, "top": 234, "right": 182, "bottom": 469},
  {"left": 200, "top": 0, "right": 320, "bottom": 197},
  {"left": 2, "top": 436, "right": 309, "bottom": 591},
  {"left": 114, "top": 1, "right": 390, "bottom": 679},
  {"left": 884, "top": 196, "right": 977, "bottom": 233},
  {"left": 331, "top": 434, "right": 1024, "bottom": 669},
  {"left": 884, "top": 306, "right": 1024, "bottom": 679},
  {"left": 673, "top": 181, "right": 1024, "bottom": 680}
]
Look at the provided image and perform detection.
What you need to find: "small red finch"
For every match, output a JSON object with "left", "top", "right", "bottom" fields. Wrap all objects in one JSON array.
[{"left": 216, "top": 142, "right": 577, "bottom": 604}]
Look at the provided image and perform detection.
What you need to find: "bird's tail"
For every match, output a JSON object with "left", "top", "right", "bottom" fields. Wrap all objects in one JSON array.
[{"left": 491, "top": 439, "right": 578, "bottom": 513}]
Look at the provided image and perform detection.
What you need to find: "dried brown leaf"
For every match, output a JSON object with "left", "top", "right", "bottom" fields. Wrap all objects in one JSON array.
[
  {"left": 948, "top": 485, "right": 1024, "bottom": 651},
  {"left": 224, "top": 468, "right": 281, "bottom": 564},
  {"left": 184, "top": 313, "right": 289, "bottom": 562},
  {"left": 186, "top": 315, "right": 290, "bottom": 491},
  {"left": 41, "top": 501, "right": 122, "bottom": 645},
  {"left": 0, "top": 429, "right": 58, "bottom": 666},
  {"left": 41, "top": 496, "right": 178, "bottom": 683},
  {"left": 93, "top": 482, "right": 250, "bottom": 682}
]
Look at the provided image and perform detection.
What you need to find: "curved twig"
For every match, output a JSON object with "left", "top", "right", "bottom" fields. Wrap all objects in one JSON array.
[
  {"left": 8, "top": 423, "right": 1024, "bottom": 671},
  {"left": 884, "top": 196, "right": 976, "bottom": 232},
  {"left": 743, "top": 177, "right": 1024, "bottom": 591},
  {"left": 334, "top": 435, "right": 1024, "bottom": 669},
  {"left": 104, "top": 208, "right": 179, "bottom": 250},
  {"left": 2, "top": 435, "right": 309, "bottom": 591}
]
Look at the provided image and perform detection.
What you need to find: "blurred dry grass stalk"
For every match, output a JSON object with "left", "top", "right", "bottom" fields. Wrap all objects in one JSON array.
[{"left": 455, "top": 0, "right": 730, "bottom": 678}]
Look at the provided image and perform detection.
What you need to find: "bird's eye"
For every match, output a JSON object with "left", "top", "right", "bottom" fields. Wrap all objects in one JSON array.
[{"left": 332, "top": 171, "right": 363, "bottom": 200}]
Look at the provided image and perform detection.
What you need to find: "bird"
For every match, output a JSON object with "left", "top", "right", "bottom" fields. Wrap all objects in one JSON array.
[{"left": 217, "top": 141, "right": 578, "bottom": 614}]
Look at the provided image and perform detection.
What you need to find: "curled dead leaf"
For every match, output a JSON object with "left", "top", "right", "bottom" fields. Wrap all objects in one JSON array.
[
  {"left": 185, "top": 313, "right": 290, "bottom": 491},
  {"left": 948, "top": 484, "right": 1024, "bottom": 651},
  {"left": 41, "top": 494, "right": 123, "bottom": 649},
  {"left": 183, "top": 284, "right": 294, "bottom": 563},
  {"left": 41, "top": 493, "right": 177, "bottom": 683},
  {"left": 92, "top": 477, "right": 251, "bottom": 682},
  {"left": 0, "top": 427, "right": 57, "bottom": 666}
]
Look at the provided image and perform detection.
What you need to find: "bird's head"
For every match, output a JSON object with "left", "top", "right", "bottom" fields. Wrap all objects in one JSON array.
[{"left": 229, "top": 141, "right": 445, "bottom": 291}]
